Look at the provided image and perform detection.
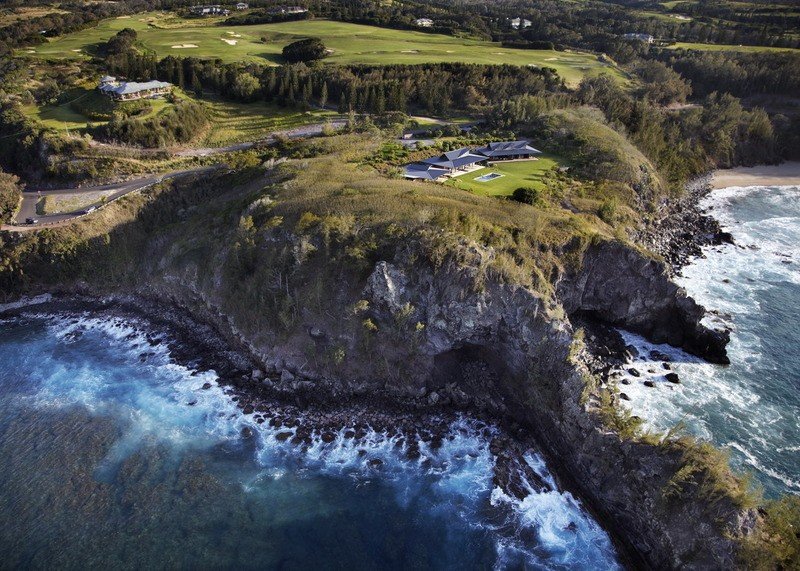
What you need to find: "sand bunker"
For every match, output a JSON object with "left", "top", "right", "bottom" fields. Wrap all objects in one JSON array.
[
  {"left": 221, "top": 38, "right": 238, "bottom": 45},
  {"left": 400, "top": 50, "right": 419, "bottom": 53},
  {"left": 172, "top": 44, "right": 199, "bottom": 49},
  {"left": 71, "top": 49, "right": 82, "bottom": 52},
  {"left": 445, "top": 50, "right": 455, "bottom": 53},
  {"left": 493, "top": 52, "right": 506, "bottom": 55},
  {"left": 226, "top": 31, "right": 242, "bottom": 37}
]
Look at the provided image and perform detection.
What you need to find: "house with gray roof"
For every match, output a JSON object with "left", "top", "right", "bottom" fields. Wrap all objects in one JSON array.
[
  {"left": 99, "top": 78, "right": 172, "bottom": 101},
  {"left": 422, "top": 147, "right": 487, "bottom": 171},
  {"left": 403, "top": 163, "right": 451, "bottom": 181},
  {"left": 474, "top": 140, "right": 541, "bottom": 160}
]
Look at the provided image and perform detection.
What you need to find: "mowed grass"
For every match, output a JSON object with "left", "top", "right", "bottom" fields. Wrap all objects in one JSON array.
[
  {"left": 23, "top": 86, "right": 340, "bottom": 146},
  {"left": 445, "top": 154, "right": 563, "bottom": 198},
  {"left": 668, "top": 42, "right": 798, "bottom": 52},
  {"left": 200, "top": 97, "right": 340, "bottom": 146},
  {"left": 25, "top": 12, "right": 623, "bottom": 86},
  {"left": 23, "top": 88, "right": 174, "bottom": 132}
]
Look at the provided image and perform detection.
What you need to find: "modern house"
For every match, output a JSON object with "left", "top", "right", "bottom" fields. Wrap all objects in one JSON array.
[
  {"left": 403, "top": 140, "right": 542, "bottom": 181},
  {"left": 423, "top": 147, "right": 488, "bottom": 171},
  {"left": 189, "top": 5, "right": 230, "bottom": 16},
  {"left": 474, "top": 140, "right": 541, "bottom": 160},
  {"left": 510, "top": 18, "right": 532, "bottom": 29},
  {"left": 99, "top": 77, "right": 172, "bottom": 101},
  {"left": 622, "top": 33, "right": 655, "bottom": 44},
  {"left": 403, "top": 163, "right": 451, "bottom": 181},
  {"left": 236, "top": 2, "right": 249, "bottom": 9},
  {"left": 414, "top": 18, "right": 434, "bottom": 27}
]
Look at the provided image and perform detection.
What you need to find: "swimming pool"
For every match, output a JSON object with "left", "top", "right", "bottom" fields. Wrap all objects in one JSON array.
[{"left": 474, "top": 172, "right": 504, "bottom": 182}]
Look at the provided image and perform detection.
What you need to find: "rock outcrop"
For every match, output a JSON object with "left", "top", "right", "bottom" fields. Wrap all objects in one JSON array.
[{"left": 557, "top": 240, "right": 730, "bottom": 364}]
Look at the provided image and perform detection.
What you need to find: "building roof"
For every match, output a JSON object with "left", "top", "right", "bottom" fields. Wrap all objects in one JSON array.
[
  {"left": 423, "top": 147, "right": 486, "bottom": 169},
  {"left": 100, "top": 80, "right": 172, "bottom": 96},
  {"left": 474, "top": 140, "right": 541, "bottom": 158},
  {"left": 99, "top": 75, "right": 116, "bottom": 84},
  {"left": 403, "top": 163, "right": 450, "bottom": 180}
]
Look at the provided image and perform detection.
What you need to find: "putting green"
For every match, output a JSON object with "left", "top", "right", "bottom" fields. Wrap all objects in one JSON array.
[{"left": 25, "top": 12, "right": 624, "bottom": 86}]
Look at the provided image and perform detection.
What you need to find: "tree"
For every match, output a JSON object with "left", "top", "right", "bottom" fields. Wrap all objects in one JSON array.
[
  {"left": 0, "top": 169, "right": 21, "bottom": 223},
  {"left": 232, "top": 72, "right": 260, "bottom": 101},
  {"left": 282, "top": 38, "right": 328, "bottom": 63}
]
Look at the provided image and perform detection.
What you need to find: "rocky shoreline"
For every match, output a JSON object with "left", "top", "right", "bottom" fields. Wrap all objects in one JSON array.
[
  {"left": 0, "top": 294, "right": 590, "bottom": 554},
  {"left": 638, "top": 174, "right": 734, "bottom": 274}
]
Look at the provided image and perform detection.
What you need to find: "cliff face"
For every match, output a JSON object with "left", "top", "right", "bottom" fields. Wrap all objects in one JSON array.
[
  {"left": 557, "top": 241, "right": 730, "bottom": 364},
  {"left": 126, "top": 230, "right": 746, "bottom": 569}
]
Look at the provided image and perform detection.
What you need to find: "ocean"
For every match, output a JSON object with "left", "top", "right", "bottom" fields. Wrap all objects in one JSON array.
[
  {"left": 617, "top": 185, "right": 800, "bottom": 498},
  {"left": 0, "top": 312, "right": 619, "bottom": 569}
]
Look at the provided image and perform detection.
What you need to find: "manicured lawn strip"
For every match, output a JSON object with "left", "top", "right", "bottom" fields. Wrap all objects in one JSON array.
[
  {"left": 23, "top": 13, "right": 624, "bottom": 86},
  {"left": 200, "top": 97, "right": 340, "bottom": 146},
  {"left": 445, "top": 154, "right": 562, "bottom": 198},
  {"left": 667, "top": 42, "right": 798, "bottom": 52}
]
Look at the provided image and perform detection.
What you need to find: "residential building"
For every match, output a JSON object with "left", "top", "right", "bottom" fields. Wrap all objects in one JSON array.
[
  {"left": 236, "top": 2, "right": 249, "bottom": 9},
  {"left": 403, "top": 141, "right": 542, "bottom": 181},
  {"left": 268, "top": 6, "right": 309, "bottom": 14},
  {"left": 403, "top": 163, "right": 450, "bottom": 181},
  {"left": 474, "top": 140, "right": 541, "bottom": 160},
  {"left": 99, "top": 78, "right": 172, "bottom": 101},
  {"left": 414, "top": 18, "right": 434, "bottom": 28},
  {"left": 189, "top": 5, "right": 230, "bottom": 16},
  {"left": 622, "top": 33, "right": 655, "bottom": 44},
  {"left": 510, "top": 18, "right": 532, "bottom": 30}
]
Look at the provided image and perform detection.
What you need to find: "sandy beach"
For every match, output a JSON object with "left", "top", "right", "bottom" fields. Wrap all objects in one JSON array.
[{"left": 712, "top": 162, "right": 800, "bottom": 189}]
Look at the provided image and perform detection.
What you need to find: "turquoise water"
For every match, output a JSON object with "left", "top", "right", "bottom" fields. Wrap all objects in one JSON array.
[
  {"left": 618, "top": 185, "right": 800, "bottom": 498},
  {"left": 0, "top": 312, "right": 619, "bottom": 569}
]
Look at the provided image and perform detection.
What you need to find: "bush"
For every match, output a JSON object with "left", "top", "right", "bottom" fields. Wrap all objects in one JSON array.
[
  {"left": 512, "top": 187, "right": 543, "bottom": 206},
  {"left": 282, "top": 38, "right": 328, "bottom": 63},
  {"left": 598, "top": 198, "right": 618, "bottom": 224},
  {"left": 740, "top": 495, "right": 800, "bottom": 570},
  {"left": 0, "top": 169, "right": 22, "bottom": 223}
]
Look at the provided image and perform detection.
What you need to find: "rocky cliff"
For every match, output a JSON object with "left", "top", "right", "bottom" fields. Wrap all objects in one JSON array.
[{"left": 119, "top": 229, "right": 747, "bottom": 569}]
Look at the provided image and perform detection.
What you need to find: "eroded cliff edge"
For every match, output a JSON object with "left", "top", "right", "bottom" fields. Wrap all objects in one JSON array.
[{"left": 0, "top": 169, "right": 750, "bottom": 569}]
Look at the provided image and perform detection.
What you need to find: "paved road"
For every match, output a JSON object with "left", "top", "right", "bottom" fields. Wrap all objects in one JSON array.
[
  {"left": 3, "top": 166, "right": 219, "bottom": 232},
  {"left": 0, "top": 116, "right": 346, "bottom": 232}
]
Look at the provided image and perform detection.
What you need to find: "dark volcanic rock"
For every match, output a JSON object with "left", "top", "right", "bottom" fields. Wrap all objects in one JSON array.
[{"left": 665, "top": 373, "right": 680, "bottom": 384}]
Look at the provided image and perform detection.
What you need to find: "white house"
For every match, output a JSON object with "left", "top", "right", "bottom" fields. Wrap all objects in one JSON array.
[
  {"left": 414, "top": 18, "right": 434, "bottom": 28},
  {"left": 236, "top": 2, "right": 248, "bottom": 9},
  {"left": 511, "top": 18, "right": 532, "bottom": 29},
  {"left": 622, "top": 33, "right": 655, "bottom": 44},
  {"left": 99, "top": 78, "right": 172, "bottom": 101}
]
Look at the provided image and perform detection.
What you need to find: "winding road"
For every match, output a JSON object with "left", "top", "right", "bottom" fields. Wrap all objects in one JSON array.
[
  {"left": 1, "top": 118, "right": 351, "bottom": 233},
  {"left": 2, "top": 166, "right": 220, "bottom": 232}
]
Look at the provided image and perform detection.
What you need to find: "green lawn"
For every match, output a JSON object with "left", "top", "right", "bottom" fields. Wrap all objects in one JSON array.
[
  {"left": 668, "top": 42, "right": 798, "bottom": 52},
  {"left": 445, "top": 154, "right": 562, "bottom": 197},
  {"left": 200, "top": 97, "right": 341, "bottom": 146},
  {"left": 23, "top": 87, "right": 341, "bottom": 146},
  {"left": 38, "top": 190, "right": 117, "bottom": 214},
  {"left": 23, "top": 12, "right": 624, "bottom": 86}
]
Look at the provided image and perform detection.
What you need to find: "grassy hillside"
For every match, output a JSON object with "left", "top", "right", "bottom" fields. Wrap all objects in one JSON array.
[
  {"left": 667, "top": 42, "right": 798, "bottom": 52},
  {"left": 22, "top": 13, "right": 624, "bottom": 86}
]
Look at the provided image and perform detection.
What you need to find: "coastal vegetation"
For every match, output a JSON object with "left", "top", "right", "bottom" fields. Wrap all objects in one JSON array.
[{"left": 1, "top": 0, "right": 799, "bottom": 566}]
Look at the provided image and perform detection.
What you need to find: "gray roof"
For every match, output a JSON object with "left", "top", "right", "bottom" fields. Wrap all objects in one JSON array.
[
  {"left": 423, "top": 147, "right": 486, "bottom": 169},
  {"left": 474, "top": 140, "right": 541, "bottom": 158},
  {"left": 100, "top": 80, "right": 172, "bottom": 95},
  {"left": 403, "top": 163, "right": 450, "bottom": 180}
]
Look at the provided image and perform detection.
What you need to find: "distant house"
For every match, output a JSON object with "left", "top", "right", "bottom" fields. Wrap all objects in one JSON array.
[
  {"left": 268, "top": 5, "right": 309, "bottom": 14},
  {"left": 622, "top": 32, "right": 655, "bottom": 44},
  {"left": 236, "top": 2, "right": 248, "bottom": 9},
  {"left": 189, "top": 5, "right": 230, "bottom": 16},
  {"left": 99, "top": 78, "right": 172, "bottom": 101},
  {"left": 475, "top": 140, "right": 541, "bottom": 160},
  {"left": 414, "top": 18, "right": 434, "bottom": 28},
  {"left": 510, "top": 18, "right": 532, "bottom": 30}
]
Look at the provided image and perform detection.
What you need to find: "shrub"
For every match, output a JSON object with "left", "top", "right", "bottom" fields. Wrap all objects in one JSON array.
[
  {"left": 598, "top": 198, "right": 618, "bottom": 224},
  {"left": 740, "top": 495, "right": 800, "bottom": 570},
  {"left": 282, "top": 38, "right": 328, "bottom": 63},
  {"left": 512, "top": 187, "right": 543, "bottom": 206}
]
